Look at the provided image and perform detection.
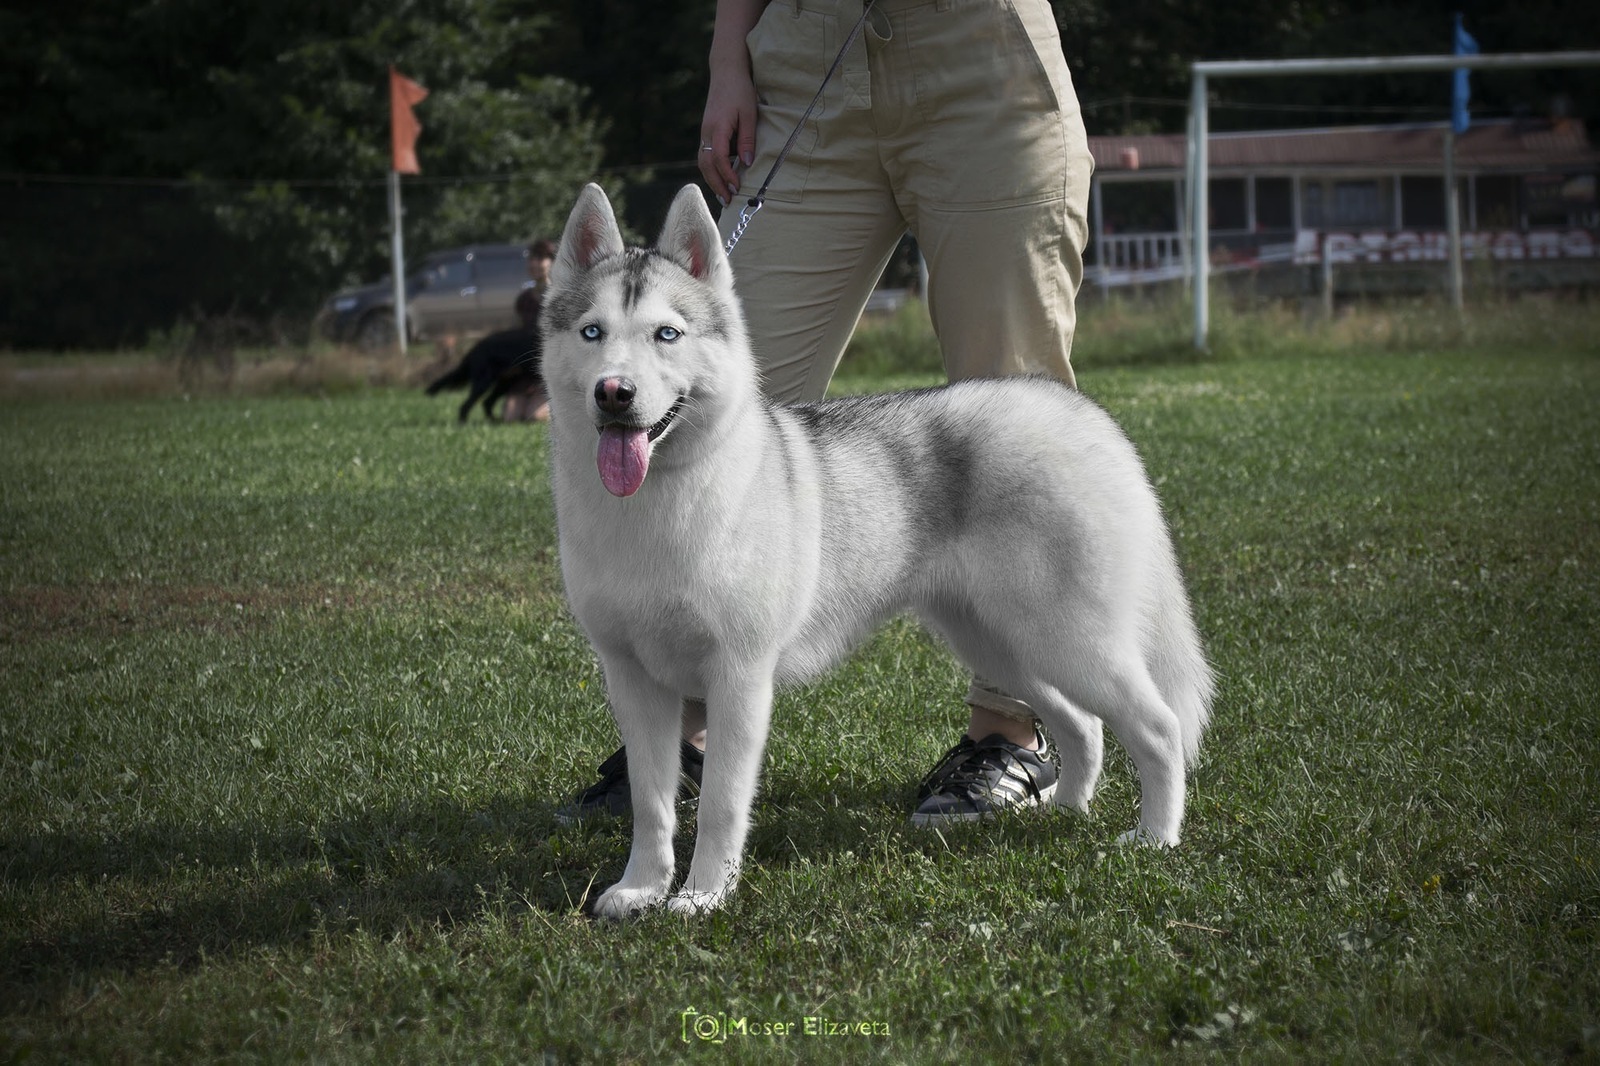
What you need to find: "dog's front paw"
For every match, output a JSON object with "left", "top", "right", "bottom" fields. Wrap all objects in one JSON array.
[
  {"left": 1051, "top": 790, "right": 1093, "bottom": 815},
  {"left": 591, "top": 884, "right": 668, "bottom": 919},
  {"left": 666, "top": 887, "right": 731, "bottom": 915},
  {"left": 1116, "top": 825, "right": 1178, "bottom": 848}
]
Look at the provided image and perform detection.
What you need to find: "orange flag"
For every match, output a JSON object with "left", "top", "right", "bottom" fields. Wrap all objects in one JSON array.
[{"left": 389, "top": 66, "right": 429, "bottom": 174}]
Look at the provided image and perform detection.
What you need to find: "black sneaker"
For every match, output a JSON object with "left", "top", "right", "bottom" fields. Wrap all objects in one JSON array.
[
  {"left": 909, "top": 730, "right": 1058, "bottom": 828},
  {"left": 554, "top": 740, "right": 704, "bottom": 824}
]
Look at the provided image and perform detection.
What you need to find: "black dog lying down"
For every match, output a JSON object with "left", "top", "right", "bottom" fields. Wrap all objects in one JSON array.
[{"left": 426, "top": 328, "right": 543, "bottom": 422}]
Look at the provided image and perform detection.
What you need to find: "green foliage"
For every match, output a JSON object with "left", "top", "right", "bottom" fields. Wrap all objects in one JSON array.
[
  {"left": 1053, "top": 0, "right": 1600, "bottom": 134},
  {"left": 0, "top": 0, "right": 612, "bottom": 347},
  {"left": 189, "top": 1, "right": 614, "bottom": 277}
]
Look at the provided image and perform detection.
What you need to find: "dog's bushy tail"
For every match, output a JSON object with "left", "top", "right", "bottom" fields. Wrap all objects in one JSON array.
[{"left": 1148, "top": 552, "right": 1215, "bottom": 766}]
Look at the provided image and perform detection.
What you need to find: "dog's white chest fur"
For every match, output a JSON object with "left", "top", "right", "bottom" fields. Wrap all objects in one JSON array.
[{"left": 552, "top": 424, "right": 830, "bottom": 696}]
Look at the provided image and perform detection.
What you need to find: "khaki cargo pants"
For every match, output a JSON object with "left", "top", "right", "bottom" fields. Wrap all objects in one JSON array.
[{"left": 720, "top": 0, "right": 1094, "bottom": 405}]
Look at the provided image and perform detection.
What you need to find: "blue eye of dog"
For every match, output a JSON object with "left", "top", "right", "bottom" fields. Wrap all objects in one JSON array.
[
  {"left": 656, "top": 326, "right": 681, "bottom": 343},
  {"left": 580, "top": 324, "right": 603, "bottom": 341}
]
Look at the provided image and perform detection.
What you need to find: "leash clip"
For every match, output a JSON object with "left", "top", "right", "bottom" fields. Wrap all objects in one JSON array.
[{"left": 724, "top": 197, "right": 763, "bottom": 256}]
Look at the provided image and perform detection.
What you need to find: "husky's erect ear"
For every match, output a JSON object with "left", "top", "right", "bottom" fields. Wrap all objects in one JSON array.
[
  {"left": 657, "top": 184, "right": 730, "bottom": 287},
  {"left": 554, "top": 183, "right": 625, "bottom": 283}
]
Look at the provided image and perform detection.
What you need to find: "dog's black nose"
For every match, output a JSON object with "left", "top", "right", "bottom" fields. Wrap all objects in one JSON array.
[{"left": 595, "top": 377, "right": 636, "bottom": 415}]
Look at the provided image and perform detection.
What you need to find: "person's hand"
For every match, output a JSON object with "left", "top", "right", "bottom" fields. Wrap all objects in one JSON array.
[{"left": 699, "top": 66, "right": 757, "bottom": 206}]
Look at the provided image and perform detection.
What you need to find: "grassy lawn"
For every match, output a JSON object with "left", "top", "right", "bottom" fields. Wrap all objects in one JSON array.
[{"left": 2, "top": 344, "right": 1597, "bottom": 1062}]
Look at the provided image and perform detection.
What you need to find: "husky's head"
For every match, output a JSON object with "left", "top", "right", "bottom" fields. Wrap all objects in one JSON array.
[{"left": 541, "top": 183, "right": 750, "bottom": 498}]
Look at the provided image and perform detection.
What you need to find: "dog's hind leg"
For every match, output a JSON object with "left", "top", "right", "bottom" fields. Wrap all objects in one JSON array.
[
  {"left": 1018, "top": 686, "right": 1105, "bottom": 813},
  {"left": 1063, "top": 660, "right": 1187, "bottom": 846},
  {"left": 481, "top": 379, "right": 513, "bottom": 421},
  {"left": 590, "top": 662, "right": 682, "bottom": 919},
  {"left": 458, "top": 385, "right": 487, "bottom": 423},
  {"left": 668, "top": 670, "right": 775, "bottom": 914},
  {"left": 930, "top": 611, "right": 1106, "bottom": 813}
]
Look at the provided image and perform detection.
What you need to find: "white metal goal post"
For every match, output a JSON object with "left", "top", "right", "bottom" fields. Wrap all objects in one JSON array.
[{"left": 1187, "top": 51, "right": 1600, "bottom": 349}]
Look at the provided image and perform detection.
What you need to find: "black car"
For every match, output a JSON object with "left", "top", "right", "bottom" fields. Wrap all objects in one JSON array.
[{"left": 319, "top": 244, "right": 531, "bottom": 348}]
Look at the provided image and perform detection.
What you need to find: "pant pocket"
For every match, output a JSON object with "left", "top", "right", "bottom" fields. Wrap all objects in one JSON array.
[
  {"left": 745, "top": 3, "right": 834, "bottom": 203},
  {"left": 902, "top": 0, "right": 1071, "bottom": 208}
]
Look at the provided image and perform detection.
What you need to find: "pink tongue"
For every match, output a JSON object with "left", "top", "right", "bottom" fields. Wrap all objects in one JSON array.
[{"left": 597, "top": 426, "right": 650, "bottom": 497}]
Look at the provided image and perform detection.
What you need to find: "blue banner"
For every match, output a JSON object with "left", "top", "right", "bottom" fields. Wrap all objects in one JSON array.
[{"left": 1453, "top": 13, "right": 1480, "bottom": 134}]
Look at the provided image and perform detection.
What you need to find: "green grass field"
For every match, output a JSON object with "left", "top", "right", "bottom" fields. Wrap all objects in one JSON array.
[{"left": 3, "top": 341, "right": 1598, "bottom": 1062}]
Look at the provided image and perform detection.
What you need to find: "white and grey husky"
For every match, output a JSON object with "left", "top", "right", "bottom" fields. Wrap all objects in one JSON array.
[{"left": 542, "top": 184, "right": 1213, "bottom": 917}]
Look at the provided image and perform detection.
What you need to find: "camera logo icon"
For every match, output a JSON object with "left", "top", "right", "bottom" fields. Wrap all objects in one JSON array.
[{"left": 681, "top": 1007, "right": 726, "bottom": 1044}]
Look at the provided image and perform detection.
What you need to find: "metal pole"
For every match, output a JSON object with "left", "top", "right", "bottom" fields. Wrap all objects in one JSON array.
[
  {"left": 1180, "top": 106, "right": 1194, "bottom": 284},
  {"left": 1190, "top": 71, "right": 1209, "bottom": 351},
  {"left": 1322, "top": 237, "right": 1335, "bottom": 320},
  {"left": 1444, "top": 131, "right": 1465, "bottom": 313},
  {"left": 1193, "top": 50, "right": 1600, "bottom": 79},
  {"left": 389, "top": 169, "right": 408, "bottom": 355}
]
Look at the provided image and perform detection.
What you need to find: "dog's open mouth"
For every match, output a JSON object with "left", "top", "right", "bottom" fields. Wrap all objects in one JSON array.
[
  {"left": 646, "top": 398, "right": 684, "bottom": 442},
  {"left": 595, "top": 397, "right": 685, "bottom": 498}
]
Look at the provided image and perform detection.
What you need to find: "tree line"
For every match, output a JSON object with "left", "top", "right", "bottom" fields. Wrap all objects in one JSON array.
[{"left": 3, "top": 0, "right": 1593, "bottom": 349}]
